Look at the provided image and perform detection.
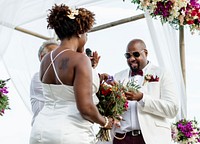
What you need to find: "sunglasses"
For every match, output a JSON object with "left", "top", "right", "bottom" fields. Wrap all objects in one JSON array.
[{"left": 124, "top": 50, "right": 145, "bottom": 59}]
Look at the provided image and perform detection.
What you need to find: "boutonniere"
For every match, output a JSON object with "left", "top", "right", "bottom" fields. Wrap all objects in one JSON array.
[{"left": 142, "top": 74, "right": 159, "bottom": 86}]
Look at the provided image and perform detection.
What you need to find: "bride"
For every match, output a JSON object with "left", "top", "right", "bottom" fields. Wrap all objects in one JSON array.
[{"left": 29, "top": 4, "right": 113, "bottom": 144}]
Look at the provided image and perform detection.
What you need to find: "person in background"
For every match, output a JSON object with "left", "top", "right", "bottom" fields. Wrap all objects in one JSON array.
[
  {"left": 85, "top": 48, "right": 100, "bottom": 68},
  {"left": 85, "top": 48, "right": 112, "bottom": 90},
  {"left": 112, "top": 38, "right": 179, "bottom": 144},
  {"left": 30, "top": 39, "right": 59, "bottom": 126},
  {"left": 29, "top": 4, "right": 113, "bottom": 144}
]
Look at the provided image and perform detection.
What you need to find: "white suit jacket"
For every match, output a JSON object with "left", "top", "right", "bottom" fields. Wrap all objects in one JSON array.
[{"left": 114, "top": 63, "right": 179, "bottom": 144}]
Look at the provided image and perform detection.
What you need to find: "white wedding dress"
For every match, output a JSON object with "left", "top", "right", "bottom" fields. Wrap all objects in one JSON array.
[{"left": 29, "top": 50, "right": 100, "bottom": 144}]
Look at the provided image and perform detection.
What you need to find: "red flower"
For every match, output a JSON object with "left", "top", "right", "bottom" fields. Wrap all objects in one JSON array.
[
  {"left": 143, "top": 74, "right": 159, "bottom": 85},
  {"left": 101, "top": 86, "right": 112, "bottom": 96},
  {"left": 149, "top": 75, "right": 159, "bottom": 82},
  {"left": 191, "top": 10, "right": 198, "bottom": 16},
  {"left": 187, "top": 20, "right": 194, "bottom": 24}
]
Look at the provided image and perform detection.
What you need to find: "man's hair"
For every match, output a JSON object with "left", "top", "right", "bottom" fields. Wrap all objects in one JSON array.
[{"left": 38, "top": 39, "right": 59, "bottom": 60}]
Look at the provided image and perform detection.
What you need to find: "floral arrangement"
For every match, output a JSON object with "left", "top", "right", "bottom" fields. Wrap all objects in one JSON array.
[
  {"left": 184, "top": 0, "right": 200, "bottom": 34},
  {"left": 143, "top": 74, "right": 159, "bottom": 85},
  {"left": 130, "top": 0, "right": 200, "bottom": 34},
  {"left": 0, "top": 78, "right": 10, "bottom": 116},
  {"left": 171, "top": 118, "right": 200, "bottom": 144},
  {"left": 96, "top": 77, "right": 141, "bottom": 141}
]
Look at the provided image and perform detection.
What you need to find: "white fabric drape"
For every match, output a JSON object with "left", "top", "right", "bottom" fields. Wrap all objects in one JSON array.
[
  {"left": 0, "top": 0, "right": 133, "bottom": 113},
  {"left": 145, "top": 12, "right": 187, "bottom": 120},
  {"left": 0, "top": 0, "right": 186, "bottom": 120}
]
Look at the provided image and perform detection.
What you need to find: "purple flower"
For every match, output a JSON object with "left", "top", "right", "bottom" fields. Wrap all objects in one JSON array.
[
  {"left": 190, "top": 0, "right": 200, "bottom": 8},
  {"left": 154, "top": 1, "right": 173, "bottom": 18},
  {"left": 177, "top": 121, "right": 194, "bottom": 138},
  {"left": 0, "top": 87, "right": 9, "bottom": 94},
  {"left": 0, "top": 78, "right": 10, "bottom": 116},
  {"left": 106, "top": 76, "right": 114, "bottom": 83}
]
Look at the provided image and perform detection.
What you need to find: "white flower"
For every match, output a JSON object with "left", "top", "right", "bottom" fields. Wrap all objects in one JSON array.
[{"left": 67, "top": 8, "right": 79, "bottom": 19}]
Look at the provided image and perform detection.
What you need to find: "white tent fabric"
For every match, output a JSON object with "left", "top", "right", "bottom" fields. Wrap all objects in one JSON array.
[
  {"left": 0, "top": 0, "right": 186, "bottom": 131},
  {"left": 144, "top": 13, "right": 186, "bottom": 120}
]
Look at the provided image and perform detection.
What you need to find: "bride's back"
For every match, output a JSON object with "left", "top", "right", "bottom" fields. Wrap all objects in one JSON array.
[{"left": 40, "top": 46, "right": 92, "bottom": 87}]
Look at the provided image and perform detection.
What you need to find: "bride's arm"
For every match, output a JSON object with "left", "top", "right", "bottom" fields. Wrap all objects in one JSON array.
[{"left": 73, "top": 55, "right": 113, "bottom": 129}]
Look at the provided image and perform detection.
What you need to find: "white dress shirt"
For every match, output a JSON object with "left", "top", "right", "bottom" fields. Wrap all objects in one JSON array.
[
  {"left": 113, "top": 63, "right": 150, "bottom": 133},
  {"left": 30, "top": 72, "right": 45, "bottom": 126}
]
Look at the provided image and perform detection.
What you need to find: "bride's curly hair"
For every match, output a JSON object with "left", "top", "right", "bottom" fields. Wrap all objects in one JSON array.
[{"left": 47, "top": 4, "right": 95, "bottom": 40}]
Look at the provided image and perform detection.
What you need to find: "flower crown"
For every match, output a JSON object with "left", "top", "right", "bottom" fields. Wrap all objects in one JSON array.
[{"left": 66, "top": 8, "right": 79, "bottom": 19}]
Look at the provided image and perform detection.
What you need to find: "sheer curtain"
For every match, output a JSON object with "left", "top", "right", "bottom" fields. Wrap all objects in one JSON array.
[
  {"left": 145, "top": 12, "right": 187, "bottom": 120},
  {"left": 0, "top": 0, "right": 127, "bottom": 114},
  {"left": 0, "top": 0, "right": 54, "bottom": 113}
]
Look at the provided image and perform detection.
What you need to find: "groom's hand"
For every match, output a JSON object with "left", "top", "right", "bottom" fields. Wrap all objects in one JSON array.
[{"left": 125, "top": 91, "right": 143, "bottom": 101}]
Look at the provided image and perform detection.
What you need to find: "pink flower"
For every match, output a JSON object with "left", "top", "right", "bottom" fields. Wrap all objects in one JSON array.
[{"left": 124, "top": 101, "right": 129, "bottom": 110}]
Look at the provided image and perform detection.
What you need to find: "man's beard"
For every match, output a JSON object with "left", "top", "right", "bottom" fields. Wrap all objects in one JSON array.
[{"left": 131, "top": 65, "right": 139, "bottom": 72}]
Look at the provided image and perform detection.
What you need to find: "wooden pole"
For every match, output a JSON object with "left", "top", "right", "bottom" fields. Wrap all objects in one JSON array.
[
  {"left": 11, "top": 14, "right": 145, "bottom": 40},
  {"left": 90, "top": 14, "right": 145, "bottom": 32},
  {"left": 179, "top": 26, "right": 186, "bottom": 86},
  {"left": 179, "top": 26, "right": 187, "bottom": 119},
  {"left": 15, "top": 27, "right": 51, "bottom": 40}
]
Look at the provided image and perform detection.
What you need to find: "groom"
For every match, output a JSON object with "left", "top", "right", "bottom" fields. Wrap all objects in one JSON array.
[{"left": 112, "top": 38, "right": 179, "bottom": 144}]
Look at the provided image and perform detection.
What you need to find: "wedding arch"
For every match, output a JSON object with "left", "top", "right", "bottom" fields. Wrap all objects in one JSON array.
[{"left": 0, "top": 0, "right": 186, "bottom": 120}]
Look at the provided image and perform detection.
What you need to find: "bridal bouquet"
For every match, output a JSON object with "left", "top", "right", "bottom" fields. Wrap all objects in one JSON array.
[
  {"left": 96, "top": 78, "right": 140, "bottom": 141},
  {"left": 171, "top": 118, "right": 200, "bottom": 144},
  {"left": 0, "top": 78, "right": 10, "bottom": 116}
]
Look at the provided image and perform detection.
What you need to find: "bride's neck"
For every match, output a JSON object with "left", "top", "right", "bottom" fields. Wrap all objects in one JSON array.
[{"left": 60, "top": 38, "right": 79, "bottom": 51}]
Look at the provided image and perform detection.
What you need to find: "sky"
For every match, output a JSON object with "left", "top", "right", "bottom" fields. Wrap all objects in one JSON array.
[{"left": 0, "top": 2, "right": 200, "bottom": 144}]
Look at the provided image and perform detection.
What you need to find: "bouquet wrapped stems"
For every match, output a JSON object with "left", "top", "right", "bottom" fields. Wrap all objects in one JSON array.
[
  {"left": 96, "top": 78, "right": 140, "bottom": 141},
  {"left": 96, "top": 81, "right": 127, "bottom": 141},
  {"left": 96, "top": 128, "right": 111, "bottom": 141}
]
